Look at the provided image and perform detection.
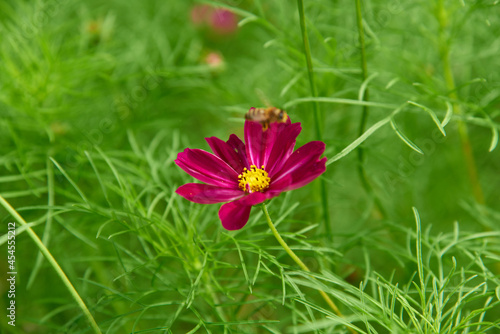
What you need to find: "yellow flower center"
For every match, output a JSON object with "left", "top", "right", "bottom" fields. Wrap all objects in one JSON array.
[{"left": 238, "top": 165, "right": 270, "bottom": 193}]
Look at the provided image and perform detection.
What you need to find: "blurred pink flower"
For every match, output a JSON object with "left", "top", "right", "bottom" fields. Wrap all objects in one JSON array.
[
  {"left": 190, "top": 4, "right": 238, "bottom": 35},
  {"left": 175, "top": 117, "right": 327, "bottom": 230},
  {"left": 204, "top": 51, "right": 224, "bottom": 68},
  {"left": 210, "top": 8, "right": 238, "bottom": 35}
]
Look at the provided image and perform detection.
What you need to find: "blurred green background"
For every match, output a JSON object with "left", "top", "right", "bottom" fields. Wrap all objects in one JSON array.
[{"left": 1, "top": 0, "right": 500, "bottom": 333}]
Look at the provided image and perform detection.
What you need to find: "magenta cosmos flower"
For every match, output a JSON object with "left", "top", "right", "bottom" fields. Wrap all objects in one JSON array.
[{"left": 175, "top": 118, "right": 327, "bottom": 230}]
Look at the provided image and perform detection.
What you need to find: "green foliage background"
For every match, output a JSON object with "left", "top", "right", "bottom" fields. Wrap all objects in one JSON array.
[{"left": 1, "top": 0, "right": 500, "bottom": 333}]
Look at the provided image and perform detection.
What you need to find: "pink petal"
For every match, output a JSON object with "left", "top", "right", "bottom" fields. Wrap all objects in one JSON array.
[
  {"left": 268, "top": 174, "right": 293, "bottom": 192},
  {"left": 244, "top": 120, "right": 265, "bottom": 167},
  {"left": 265, "top": 122, "right": 302, "bottom": 176},
  {"left": 219, "top": 201, "right": 252, "bottom": 230},
  {"left": 271, "top": 141, "right": 326, "bottom": 190},
  {"left": 175, "top": 148, "right": 239, "bottom": 188},
  {"left": 217, "top": 192, "right": 270, "bottom": 230},
  {"left": 243, "top": 119, "right": 302, "bottom": 175},
  {"left": 259, "top": 122, "right": 280, "bottom": 168},
  {"left": 237, "top": 191, "right": 268, "bottom": 206},
  {"left": 282, "top": 158, "right": 327, "bottom": 191},
  {"left": 176, "top": 183, "right": 244, "bottom": 204},
  {"left": 206, "top": 136, "right": 245, "bottom": 173},
  {"left": 227, "top": 134, "right": 249, "bottom": 169}
]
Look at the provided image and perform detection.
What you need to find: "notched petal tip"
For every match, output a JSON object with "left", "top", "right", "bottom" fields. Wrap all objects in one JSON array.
[{"left": 174, "top": 147, "right": 190, "bottom": 164}]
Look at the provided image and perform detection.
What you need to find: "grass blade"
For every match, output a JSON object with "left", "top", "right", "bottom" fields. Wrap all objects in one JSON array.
[
  {"left": 49, "top": 157, "right": 90, "bottom": 207},
  {"left": 0, "top": 195, "right": 102, "bottom": 333},
  {"left": 327, "top": 116, "right": 391, "bottom": 165},
  {"left": 284, "top": 97, "right": 397, "bottom": 110},
  {"left": 442, "top": 101, "right": 453, "bottom": 127},
  {"left": 390, "top": 118, "right": 424, "bottom": 154},
  {"left": 27, "top": 158, "right": 55, "bottom": 290},
  {"left": 408, "top": 101, "right": 447, "bottom": 136}
]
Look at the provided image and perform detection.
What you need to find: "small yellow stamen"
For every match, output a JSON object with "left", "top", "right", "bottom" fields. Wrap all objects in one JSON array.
[{"left": 238, "top": 165, "right": 270, "bottom": 193}]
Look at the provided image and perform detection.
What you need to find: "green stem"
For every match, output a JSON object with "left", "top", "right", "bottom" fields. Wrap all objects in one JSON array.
[
  {"left": 436, "top": 0, "right": 485, "bottom": 204},
  {"left": 0, "top": 195, "right": 102, "bottom": 333},
  {"left": 297, "top": 0, "right": 321, "bottom": 139},
  {"left": 355, "top": 0, "right": 369, "bottom": 142},
  {"left": 261, "top": 203, "right": 356, "bottom": 334},
  {"left": 296, "top": 0, "right": 331, "bottom": 236},
  {"left": 354, "top": 0, "right": 386, "bottom": 219}
]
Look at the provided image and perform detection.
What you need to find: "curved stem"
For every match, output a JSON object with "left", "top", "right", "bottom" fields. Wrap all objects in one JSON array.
[
  {"left": 296, "top": 0, "right": 331, "bottom": 236},
  {"left": 0, "top": 195, "right": 102, "bottom": 333},
  {"left": 261, "top": 203, "right": 357, "bottom": 334}
]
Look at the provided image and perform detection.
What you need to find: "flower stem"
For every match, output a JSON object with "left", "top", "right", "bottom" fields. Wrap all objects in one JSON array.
[
  {"left": 0, "top": 195, "right": 102, "bottom": 334},
  {"left": 354, "top": 0, "right": 387, "bottom": 219},
  {"left": 296, "top": 0, "right": 331, "bottom": 237},
  {"left": 436, "top": 0, "right": 485, "bottom": 204},
  {"left": 354, "top": 0, "right": 369, "bottom": 168},
  {"left": 297, "top": 0, "right": 320, "bottom": 139},
  {"left": 261, "top": 203, "right": 356, "bottom": 334}
]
